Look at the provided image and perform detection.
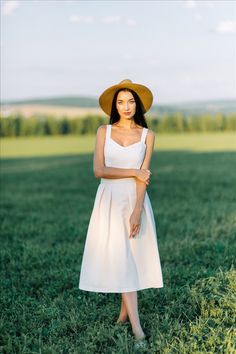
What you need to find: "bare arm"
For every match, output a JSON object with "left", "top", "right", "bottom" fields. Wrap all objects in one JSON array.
[
  {"left": 134, "top": 130, "right": 155, "bottom": 211},
  {"left": 93, "top": 125, "right": 150, "bottom": 181}
]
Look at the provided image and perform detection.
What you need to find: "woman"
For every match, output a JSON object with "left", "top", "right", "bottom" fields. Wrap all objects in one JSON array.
[{"left": 79, "top": 79, "right": 164, "bottom": 347}]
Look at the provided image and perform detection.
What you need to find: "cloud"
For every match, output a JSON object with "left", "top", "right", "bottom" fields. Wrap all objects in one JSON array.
[
  {"left": 182, "top": 0, "right": 196, "bottom": 9},
  {"left": 69, "top": 15, "right": 94, "bottom": 24},
  {"left": 125, "top": 18, "right": 136, "bottom": 26},
  {"left": 214, "top": 20, "right": 236, "bottom": 34},
  {"left": 101, "top": 16, "right": 121, "bottom": 24},
  {"left": 182, "top": 0, "right": 215, "bottom": 9},
  {"left": 201, "top": 1, "right": 215, "bottom": 9},
  {"left": 101, "top": 16, "right": 136, "bottom": 26},
  {"left": 1, "top": 0, "right": 20, "bottom": 16},
  {"left": 69, "top": 14, "right": 136, "bottom": 26}
]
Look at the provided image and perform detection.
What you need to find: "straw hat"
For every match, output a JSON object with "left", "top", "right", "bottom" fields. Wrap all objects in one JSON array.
[{"left": 98, "top": 79, "right": 153, "bottom": 116}]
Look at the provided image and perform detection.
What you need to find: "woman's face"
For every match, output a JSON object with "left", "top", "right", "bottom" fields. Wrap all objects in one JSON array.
[{"left": 116, "top": 90, "right": 136, "bottom": 120}]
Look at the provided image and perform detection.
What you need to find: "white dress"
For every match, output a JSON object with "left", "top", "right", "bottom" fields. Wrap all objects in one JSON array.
[{"left": 78, "top": 124, "right": 164, "bottom": 293}]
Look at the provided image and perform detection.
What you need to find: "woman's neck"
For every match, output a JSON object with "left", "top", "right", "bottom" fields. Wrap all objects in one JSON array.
[{"left": 113, "top": 118, "right": 137, "bottom": 130}]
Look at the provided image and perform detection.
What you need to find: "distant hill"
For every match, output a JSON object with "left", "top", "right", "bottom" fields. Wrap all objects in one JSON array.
[
  {"left": 1, "top": 96, "right": 236, "bottom": 116},
  {"left": 1, "top": 96, "right": 99, "bottom": 108},
  {"left": 152, "top": 99, "right": 236, "bottom": 115}
]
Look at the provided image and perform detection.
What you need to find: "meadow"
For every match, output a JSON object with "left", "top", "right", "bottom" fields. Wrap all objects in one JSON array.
[
  {"left": 1, "top": 132, "right": 236, "bottom": 353},
  {"left": 1, "top": 132, "right": 236, "bottom": 158}
]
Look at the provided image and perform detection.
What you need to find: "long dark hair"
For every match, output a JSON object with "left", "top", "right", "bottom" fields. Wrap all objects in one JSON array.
[{"left": 109, "top": 88, "right": 148, "bottom": 128}]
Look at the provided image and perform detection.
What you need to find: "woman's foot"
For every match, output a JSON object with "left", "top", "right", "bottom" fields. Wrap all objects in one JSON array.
[
  {"left": 116, "top": 314, "right": 129, "bottom": 324},
  {"left": 134, "top": 338, "right": 149, "bottom": 350},
  {"left": 133, "top": 328, "right": 148, "bottom": 350}
]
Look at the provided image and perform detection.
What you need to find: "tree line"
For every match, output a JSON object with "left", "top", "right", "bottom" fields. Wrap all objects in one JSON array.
[{"left": 0, "top": 112, "right": 236, "bottom": 137}]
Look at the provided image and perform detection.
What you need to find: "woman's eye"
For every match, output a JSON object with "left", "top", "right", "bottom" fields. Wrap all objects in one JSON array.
[{"left": 117, "top": 101, "right": 135, "bottom": 104}]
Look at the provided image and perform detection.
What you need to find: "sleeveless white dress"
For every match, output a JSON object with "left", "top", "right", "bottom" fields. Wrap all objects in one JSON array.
[{"left": 78, "top": 124, "right": 164, "bottom": 293}]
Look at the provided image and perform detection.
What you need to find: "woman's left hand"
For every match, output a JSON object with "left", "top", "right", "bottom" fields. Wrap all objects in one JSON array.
[{"left": 129, "top": 208, "right": 142, "bottom": 238}]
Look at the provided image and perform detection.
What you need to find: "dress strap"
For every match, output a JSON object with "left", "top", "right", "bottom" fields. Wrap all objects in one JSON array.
[
  {"left": 106, "top": 124, "right": 111, "bottom": 140},
  {"left": 141, "top": 127, "right": 148, "bottom": 144}
]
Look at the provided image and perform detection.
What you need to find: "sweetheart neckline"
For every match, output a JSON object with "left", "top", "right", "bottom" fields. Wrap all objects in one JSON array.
[{"left": 109, "top": 137, "right": 146, "bottom": 148}]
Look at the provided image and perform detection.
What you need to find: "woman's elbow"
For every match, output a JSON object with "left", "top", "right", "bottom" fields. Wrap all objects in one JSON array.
[{"left": 94, "top": 166, "right": 103, "bottom": 178}]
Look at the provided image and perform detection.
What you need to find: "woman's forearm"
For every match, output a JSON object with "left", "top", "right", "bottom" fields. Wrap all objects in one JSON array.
[
  {"left": 134, "top": 179, "right": 147, "bottom": 211},
  {"left": 95, "top": 166, "right": 137, "bottom": 179}
]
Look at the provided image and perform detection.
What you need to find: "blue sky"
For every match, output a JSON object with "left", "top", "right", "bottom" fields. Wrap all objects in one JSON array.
[{"left": 1, "top": 0, "right": 236, "bottom": 104}]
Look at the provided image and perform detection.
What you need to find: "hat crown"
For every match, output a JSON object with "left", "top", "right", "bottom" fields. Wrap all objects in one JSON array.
[{"left": 119, "top": 79, "right": 132, "bottom": 85}]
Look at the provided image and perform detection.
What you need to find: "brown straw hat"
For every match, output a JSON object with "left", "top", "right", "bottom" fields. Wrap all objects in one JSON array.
[{"left": 98, "top": 79, "right": 153, "bottom": 116}]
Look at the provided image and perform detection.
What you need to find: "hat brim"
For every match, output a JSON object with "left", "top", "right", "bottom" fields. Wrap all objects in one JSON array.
[{"left": 99, "top": 82, "right": 153, "bottom": 116}]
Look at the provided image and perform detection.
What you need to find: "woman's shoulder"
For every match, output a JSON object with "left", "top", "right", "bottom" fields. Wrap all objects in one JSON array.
[
  {"left": 96, "top": 124, "right": 109, "bottom": 135},
  {"left": 139, "top": 125, "right": 154, "bottom": 136},
  {"left": 146, "top": 127, "right": 154, "bottom": 135},
  {"left": 146, "top": 128, "right": 155, "bottom": 141}
]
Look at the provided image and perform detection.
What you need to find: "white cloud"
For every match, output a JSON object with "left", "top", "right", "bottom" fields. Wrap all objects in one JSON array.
[
  {"left": 182, "top": 0, "right": 215, "bottom": 9},
  {"left": 202, "top": 1, "right": 215, "bottom": 9},
  {"left": 182, "top": 0, "right": 196, "bottom": 9},
  {"left": 1, "top": 0, "right": 20, "bottom": 16},
  {"left": 69, "top": 15, "right": 94, "bottom": 24},
  {"left": 101, "top": 15, "right": 136, "bottom": 26},
  {"left": 214, "top": 20, "right": 236, "bottom": 34},
  {"left": 125, "top": 18, "right": 137, "bottom": 26},
  {"left": 69, "top": 14, "right": 137, "bottom": 26},
  {"left": 101, "top": 16, "right": 121, "bottom": 24}
]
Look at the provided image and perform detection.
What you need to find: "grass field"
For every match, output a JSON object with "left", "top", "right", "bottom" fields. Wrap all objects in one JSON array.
[
  {"left": 1, "top": 132, "right": 236, "bottom": 158},
  {"left": 1, "top": 133, "right": 236, "bottom": 353}
]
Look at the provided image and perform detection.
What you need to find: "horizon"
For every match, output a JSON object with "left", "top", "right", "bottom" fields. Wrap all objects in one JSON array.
[{"left": 1, "top": 95, "right": 236, "bottom": 107}]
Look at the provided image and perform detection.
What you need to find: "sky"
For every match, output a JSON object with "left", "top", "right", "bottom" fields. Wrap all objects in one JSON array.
[{"left": 1, "top": 0, "right": 236, "bottom": 104}]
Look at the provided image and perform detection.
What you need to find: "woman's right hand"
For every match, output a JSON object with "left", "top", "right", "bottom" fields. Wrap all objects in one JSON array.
[{"left": 135, "top": 169, "right": 151, "bottom": 185}]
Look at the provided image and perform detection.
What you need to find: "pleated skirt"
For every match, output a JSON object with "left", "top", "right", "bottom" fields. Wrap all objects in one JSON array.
[{"left": 78, "top": 177, "right": 164, "bottom": 293}]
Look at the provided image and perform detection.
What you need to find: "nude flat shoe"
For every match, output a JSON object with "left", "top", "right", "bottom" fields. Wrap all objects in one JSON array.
[
  {"left": 115, "top": 318, "right": 129, "bottom": 324},
  {"left": 134, "top": 337, "right": 149, "bottom": 350}
]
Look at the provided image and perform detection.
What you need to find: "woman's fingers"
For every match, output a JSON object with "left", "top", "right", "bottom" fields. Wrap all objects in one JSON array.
[
  {"left": 130, "top": 225, "right": 136, "bottom": 238},
  {"left": 146, "top": 170, "right": 151, "bottom": 184},
  {"left": 133, "top": 225, "right": 140, "bottom": 237},
  {"left": 129, "top": 224, "right": 140, "bottom": 238}
]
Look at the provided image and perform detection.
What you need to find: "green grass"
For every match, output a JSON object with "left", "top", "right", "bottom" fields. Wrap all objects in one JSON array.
[
  {"left": 1, "top": 131, "right": 236, "bottom": 158},
  {"left": 1, "top": 135, "right": 236, "bottom": 353}
]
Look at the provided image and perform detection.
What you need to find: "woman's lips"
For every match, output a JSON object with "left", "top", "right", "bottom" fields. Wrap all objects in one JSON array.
[{"left": 124, "top": 112, "right": 131, "bottom": 115}]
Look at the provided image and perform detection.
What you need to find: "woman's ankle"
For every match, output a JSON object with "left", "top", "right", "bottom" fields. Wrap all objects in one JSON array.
[
  {"left": 134, "top": 332, "right": 146, "bottom": 340},
  {"left": 132, "top": 325, "right": 145, "bottom": 339},
  {"left": 117, "top": 313, "right": 128, "bottom": 322}
]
